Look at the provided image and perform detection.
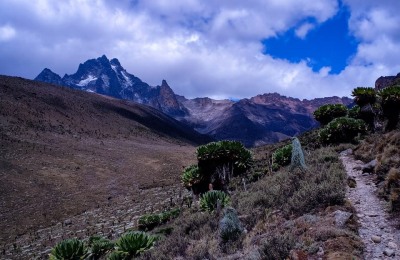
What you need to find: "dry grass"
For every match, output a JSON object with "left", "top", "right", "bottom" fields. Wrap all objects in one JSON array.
[
  {"left": 138, "top": 145, "right": 362, "bottom": 259},
  {"left": 0, "top": 76, "right": 208, "bottom": 245}
]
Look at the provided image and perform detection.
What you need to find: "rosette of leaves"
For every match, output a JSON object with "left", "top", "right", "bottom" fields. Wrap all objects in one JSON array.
[
  {"left": 115, "top": 231, "right": 158, "bottom": 258},
  {"left": 181, "top": 165, "right": 201, "bottom": 189},
  {"left": 49, "top": 238, "right": 89, "bottom": 260},
  {"left": 196, "top": 141, "right": 253, "bottom": 173},
  {"left": 313, "top": 104, "right": 348, "bottom": 125},
  {"left": 107, "top": 251, "right": 128, "bottom": 260},
  {"left": 219, "top": 207, "right": 243, "bottom": 242},
  {"left": 200, "top": 190, "right": 230, "bottom": 212},
  {"left": 272, "top": 144, "right": 292, "bottom": 171},
  {"left": 194, "top": 141, "right": 253, "bottom": 192},
  {"left": 319, "top": 117, "right": 367, "bottom": 144},
  {"left": 378, "top": 86, "right": 400, "bottom": 130},
  {"left": 87, "top": 236, "right": 114, "bottom": 260},
  {"left": 351, "top": 87, "right": 376, "bottom": 106}
]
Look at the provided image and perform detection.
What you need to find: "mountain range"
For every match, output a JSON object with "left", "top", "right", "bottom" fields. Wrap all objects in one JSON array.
[{"left": 35, "top": 55, "right": 353, "bottom": 146}]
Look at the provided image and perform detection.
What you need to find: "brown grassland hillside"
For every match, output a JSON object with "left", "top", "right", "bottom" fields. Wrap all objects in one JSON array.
[{"left": 0, "top": 75, "right": 209, "bottom": 247}]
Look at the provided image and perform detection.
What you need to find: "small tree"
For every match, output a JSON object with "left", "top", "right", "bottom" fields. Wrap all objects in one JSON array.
[
  {"left": 313, "top": 104, "right": 348, "bottom": 125},
  {"left": 184, "top": 140, "right": 252, "bottom": 193},
  {"left": 351, "top": 87, "right": 376, "bottom": 107},
  {"left": 378, "top": 85, "right": 400, "bottom": 131},
  {"left": 352, "top": 87, "right": 377, "bottom": 130}
]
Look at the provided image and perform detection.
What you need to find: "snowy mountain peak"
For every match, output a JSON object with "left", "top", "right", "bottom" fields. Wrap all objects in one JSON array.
[{"left": 34, "top": 55, "right": 181, "bottom": 116}]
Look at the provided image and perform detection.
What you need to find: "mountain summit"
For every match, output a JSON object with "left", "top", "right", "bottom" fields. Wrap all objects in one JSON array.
[
  {"left": 35, "top": 55, "right": 184, "bottom": 116},
  {"left": 35, "top": 55, "right": 353, "bottom": 146}
]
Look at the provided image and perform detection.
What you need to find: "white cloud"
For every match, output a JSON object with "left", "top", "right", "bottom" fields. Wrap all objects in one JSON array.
[
  {"left": 0, "top": 24, "right": 16, "bottom": 41},
  {"left": 295, "top": 22, "right": 315, "bottom": 39},
  {"left": 0, "top": 0, "right": 399, "bottom": 100}
]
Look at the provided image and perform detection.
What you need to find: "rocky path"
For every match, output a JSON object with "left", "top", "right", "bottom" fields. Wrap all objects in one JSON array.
[{"left": 340, "top": 149, "right": 400, "bottom": 259}]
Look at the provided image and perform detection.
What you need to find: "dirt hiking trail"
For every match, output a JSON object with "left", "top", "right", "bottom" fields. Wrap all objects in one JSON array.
[{"left": 340, "top": 149, "right": 400, "bottom": 259}]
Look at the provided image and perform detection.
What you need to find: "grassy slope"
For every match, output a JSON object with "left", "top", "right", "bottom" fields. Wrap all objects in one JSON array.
[
  {"left": 0, "top": 75, "right": 210, "bottom": 243},
  {"left": 138, "top": 132, "right": 363, "bottom": 259}
]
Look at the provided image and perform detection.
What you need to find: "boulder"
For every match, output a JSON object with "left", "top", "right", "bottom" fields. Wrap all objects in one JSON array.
[{"left": 362, "top": 159, "right": 377, "bottom": 173}]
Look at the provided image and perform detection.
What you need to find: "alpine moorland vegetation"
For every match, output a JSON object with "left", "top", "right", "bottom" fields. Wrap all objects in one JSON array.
[{"left": 47, "top": 83, "right": 400, "bottom": 259}]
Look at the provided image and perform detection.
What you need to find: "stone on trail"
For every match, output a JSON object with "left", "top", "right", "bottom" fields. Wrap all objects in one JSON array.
[
  {"left": 383, "top": 248, "right": 395, "bottom": 257},
  {"left": 371, "top": 235, "right": 382, "bottom": 243}
]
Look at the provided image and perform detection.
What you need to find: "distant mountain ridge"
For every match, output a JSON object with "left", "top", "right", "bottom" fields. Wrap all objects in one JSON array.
[{"left": 35, "top": 55, "right": 353, "bottom": 146}]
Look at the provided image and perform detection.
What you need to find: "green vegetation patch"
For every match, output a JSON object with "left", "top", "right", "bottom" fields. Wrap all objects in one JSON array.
[{"left": 313, "top": 104, "right": 348, "bottom": 125}]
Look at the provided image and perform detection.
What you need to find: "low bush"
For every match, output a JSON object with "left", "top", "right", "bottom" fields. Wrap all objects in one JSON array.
[
  {"left": 319, "top": 117, "right": 366, "bottom": 144},
  {"left": 237, "top": 147, "right": 346, "bottom": 219},
  {"left": 87, "top": 236, "right": 114, "bottom": 259},
  {"left": 272, "top": 144, "right": 292, "bottom": 171},
  {"left": 259, "top": 231, "right": 295, "bottom": 260},
  {"left": 219, "top": 207, "right": 243, "bottom": 242},
  {"left": 181, "top": 165, "right": 201, "bottom": 189},
  {"left": 313, "top": 104, "right": 348, "bottom": 125},
  {"left": 138, "top": 208, "right": 181, "bottom": 231},
  {"left": 200, "top": 190, "right": 230, "bottom": 212}
]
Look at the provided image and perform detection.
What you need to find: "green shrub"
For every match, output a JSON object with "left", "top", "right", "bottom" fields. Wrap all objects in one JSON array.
[
  {"left": 200, "top": 190, "right": 230, "bottom": 212},
  {"left": 88, "top": 236, "right": 114, "bottom": 260},
  {"left": 188, "top": 140, "right": 253, "bottom": 193},
  {"left": 107, "top": 251, "right": 128, "bottom": 260},
  {"left": 313, "top": 104, "right": 348, "bottom": 125},
  {"left": 378, "top": 86, "right": 400, "bottom": 130},
  {"left": 181, "top": 165, "right": 201, "bottom": 189},
  {"left": 219, "top": 207, "right": 243, "bottom": 242},
  {"left": 115, "top": 231, "right": 158, "bottom": 257},
  {"left": 348, "top": 105, "right": 360, "bottom": 119},
  {"left": 351, "top": 87, "right": 376, "bottom": 106},
  {"left": 138, "top": 214, "right": 161, "bottom": 231},
  {"left": 49, "top": 238, "right": 89, "bottom": 260},
  {"left": 319, "top": 117, "right": 366, "bottom": 144},
  {"left": 138, "top": 208, "right": 181, "bottom": 231},
  {"left": 272, "top": 144, "right": 292, "bottom": 170}
]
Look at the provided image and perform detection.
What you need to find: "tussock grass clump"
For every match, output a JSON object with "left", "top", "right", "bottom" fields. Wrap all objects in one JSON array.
[{"left": 259, "top": 231, "right": 295, "bottom": 260}]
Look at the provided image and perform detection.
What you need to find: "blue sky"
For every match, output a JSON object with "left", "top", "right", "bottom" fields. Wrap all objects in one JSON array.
[
  {"left": 263, "top": 5, "right": 358, "bottom": 74},
  {"left": 0, "top": 0, "right": 400, "bottom": 100}
]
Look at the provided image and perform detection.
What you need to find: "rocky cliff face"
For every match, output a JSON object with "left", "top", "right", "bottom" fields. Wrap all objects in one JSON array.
[
  {"left": 375, "top": 73, "right": 400, "bottom": 90},
  {"left": 35, "top": 55, "right": 353, "bottom": 146},
  {"left": 35, "top": 55, "right": 182, "bottom": 116},
  {"left": 176, "top": 94, "right": 352, "bottom": 146}
]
